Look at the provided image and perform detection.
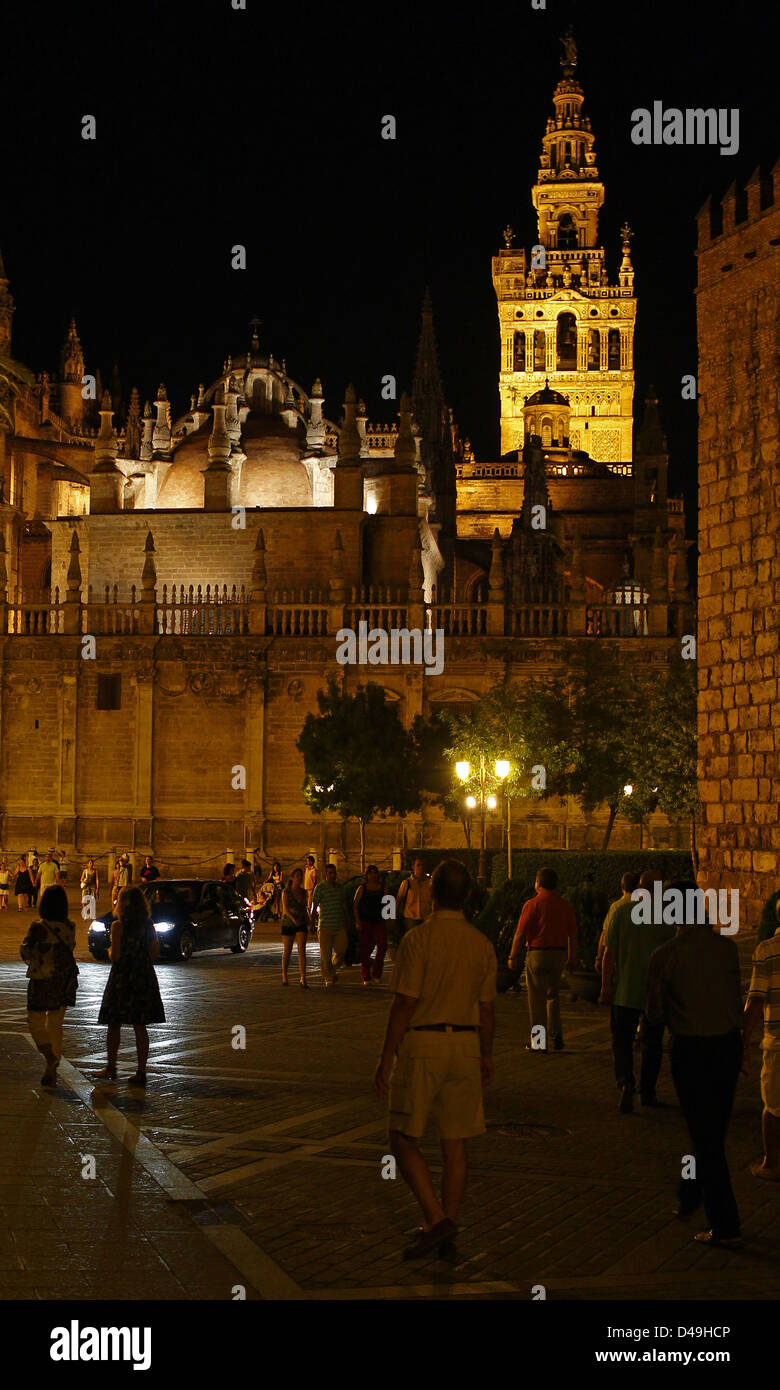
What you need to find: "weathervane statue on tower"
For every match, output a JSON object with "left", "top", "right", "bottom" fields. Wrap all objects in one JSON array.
[{"left": 560, "top": 25, "right": 577, "bottom": 75}]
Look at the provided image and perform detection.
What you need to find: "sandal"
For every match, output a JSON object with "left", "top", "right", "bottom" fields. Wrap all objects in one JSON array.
[
  {"left": 128, "top": 1072, "right": 147, "bottom": 1085},
  {"left": 94, "top": 1066, "right": 117, "bottom": 1081}
]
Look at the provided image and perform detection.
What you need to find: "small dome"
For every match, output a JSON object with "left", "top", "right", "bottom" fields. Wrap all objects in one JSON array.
[{"left": 524, "top": 378, "right": 570, "bottom": 409}]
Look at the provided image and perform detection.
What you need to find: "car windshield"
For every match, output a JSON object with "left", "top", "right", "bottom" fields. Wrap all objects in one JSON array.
[{"left": 145, "top": 882, "right": 201, "bottom": 910}]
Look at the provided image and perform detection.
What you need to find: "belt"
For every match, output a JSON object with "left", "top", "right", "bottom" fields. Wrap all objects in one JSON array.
[{"left": 410, "top": 1024, "right": 478, "bottom": 1032}]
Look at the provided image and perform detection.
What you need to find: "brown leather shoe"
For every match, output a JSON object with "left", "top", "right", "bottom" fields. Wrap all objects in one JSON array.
[{"left": 403, "top": 1218, "right": 456, "bottom": 1260}]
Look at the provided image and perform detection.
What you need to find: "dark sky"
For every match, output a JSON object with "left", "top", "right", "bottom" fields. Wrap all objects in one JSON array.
[{"left": 3, "top": 0, "right": 776, "bottom": 518}]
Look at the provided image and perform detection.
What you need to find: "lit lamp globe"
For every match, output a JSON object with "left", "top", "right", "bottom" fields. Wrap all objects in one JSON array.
[
  {"left": 495, "top": 760, "right": 510, "bottom": 779},
  {"left": 623, "top": 783, "right": 634, "bottom": 796},
  {"left": 455, "top": 761, "right": 471, "bottom": 781},
  {"left": 487, "top": 795, "right": 497, "bottom": 810},
  {"left": 465, "top": 795, "right": 477, "bottom": 809}
]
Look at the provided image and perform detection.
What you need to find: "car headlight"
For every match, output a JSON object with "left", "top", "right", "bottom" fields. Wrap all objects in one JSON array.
[
  {"left": 155, "top": 922, "right": 175, "bottom": 933},
  {"left": 91, "top": 924, "right": 107, "bottom": 933}
]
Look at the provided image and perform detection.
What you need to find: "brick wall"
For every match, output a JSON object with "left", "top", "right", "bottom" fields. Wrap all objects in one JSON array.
[{"left": 696, "top": 168, "right": 780, "bottom": 927}]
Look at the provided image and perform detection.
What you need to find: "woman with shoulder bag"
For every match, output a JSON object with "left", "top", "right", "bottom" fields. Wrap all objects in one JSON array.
[
  {"left": 20, "top": 884, "right": 79, "bottom": 1087},
  {"left": 280, "top": 868, "right": 309, "bottom": 988}
]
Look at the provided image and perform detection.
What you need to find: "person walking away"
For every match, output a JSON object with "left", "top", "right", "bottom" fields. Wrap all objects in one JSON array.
[
  {"left": 235, "top": 859, "right": 254, "bottom": 903},
  {"left": 646, "top": 882, "right": 743, "bottom": 1246},
  {"left": 95, "top": 885, "right": 165, "bottom": 1085},
  {"left": 29, "top": 858, "right": 40, "bottom": 908},
  {"left": 280, "top": 868, "right": 309, "bottom": 988},
  {"left": 14, "top": 856, "right": 33, "bottom": 911},
  {"left": 354, "top": 864, "right": 388, "bottom": 986},
  {"left": 20, "top": 884, "right": 78, "bottom": 1087},
  {"left": 0, "top": 859, "right": 9, "bottom": 910},
  {"left": 373, "top": 859, "right": 497, "bottom": 1260},
  {"left": 742, "top": 894, "right": 780, "bottom": 1182},
  {"left": 600, "top": 869, "right": 674, "bottom": 1112},
  {"left": 311, "top": 863, "right": 348, "bottom": 988},
  {"left": 595, "top": 871, "right": 640, "bottom": 975},
  {"left": 508, "top": 866, "right": 577, "bottom": 1053},
  {"left": 140, "top": 855, "right": 159, "bottom": 884},
  {"left": 303, "top": 854, "right": 318, "bottom": 912},
  {"left": 396, "top": 858, "right": 433, "bottom": 939}
]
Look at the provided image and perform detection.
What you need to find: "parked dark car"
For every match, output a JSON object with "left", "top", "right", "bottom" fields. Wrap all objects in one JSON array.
[{"left": 87, "top": 879, "right": 254, "bottom": 962}]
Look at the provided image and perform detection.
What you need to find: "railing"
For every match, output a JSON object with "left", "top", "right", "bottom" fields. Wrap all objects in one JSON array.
[
  {"left": 265, "top": 588, "right": 328, "bottom": 636},
  {"left": 157, "top": 583, "right": 249, "bottom": 636},
  {"left": 345, "top": 586, "right": 408, "bottom": 633},
  {"left": 586, "top": 598, "right": 649, "bottom": 637},
  {"left": 428, "top": 588, "right": 488, "bottom": 636},
  {"left": 85, "top": 584, "right": 140, "bottom": 635},
  {"left": 6, "top": 587, "right": 63, "bottom": 635},
  {"left": 512, "top": 604, "right": 568, "bottom": 636}
]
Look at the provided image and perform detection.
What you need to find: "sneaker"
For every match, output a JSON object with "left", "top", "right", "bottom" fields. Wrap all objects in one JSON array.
[{"left": 694, "top": 1229, "right": 742, "bottom": 1248}]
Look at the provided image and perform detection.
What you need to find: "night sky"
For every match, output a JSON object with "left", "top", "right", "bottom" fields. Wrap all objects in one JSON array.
[{"left": 3, "top": 0, "right": 776, "bottom": 519}]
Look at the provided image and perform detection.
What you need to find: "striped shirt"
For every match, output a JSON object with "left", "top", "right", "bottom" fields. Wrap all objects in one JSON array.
[{"left": 747, "top": 926, "right": 780, "bottom": 1050}]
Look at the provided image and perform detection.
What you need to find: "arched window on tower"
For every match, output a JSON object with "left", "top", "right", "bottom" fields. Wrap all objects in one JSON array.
[
  {"left": 541, "top": 416, "right": 553, "bottom": 447},
  {"left": 513, "top": 331, "right": 525, "bottom": 372},
  {"left": 587, "top": 328, "right": 600, "bottom": 371},
  {"left": 558, "top": 214, "right": 577, "bottom": 250},
  {"left": 608, "top": 328, "right": 621, "bottom": 370},
  {"left": 556, "top": 312, "right": 577, "bottom": 370},
  {"left": 533, "top": 330, "right": 546, "bottom": 372}
]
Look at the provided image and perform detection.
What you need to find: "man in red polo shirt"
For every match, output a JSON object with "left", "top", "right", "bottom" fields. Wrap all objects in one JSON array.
[{"left": 508, "top": 866, "right": 578, "bottom": 1053}]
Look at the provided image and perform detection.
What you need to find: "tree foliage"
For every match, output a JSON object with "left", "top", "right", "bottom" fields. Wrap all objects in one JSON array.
[{"left": 296, "top": 679, "right": 421, "bottom": 867}]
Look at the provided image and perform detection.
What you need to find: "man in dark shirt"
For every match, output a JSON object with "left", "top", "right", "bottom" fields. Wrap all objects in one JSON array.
[
  {"left": 508, "top": 866, "right": 577, "bottom": 1053},
  {"left": 646, "top": 884, "right": 743, "bottom": 1247},
  {"left": 140, "top": 855, "right": 160, "bottom": 884}
]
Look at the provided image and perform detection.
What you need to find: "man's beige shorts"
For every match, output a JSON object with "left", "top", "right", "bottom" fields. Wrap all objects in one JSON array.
[
  {"left": 761, "top": 1047, "right": 780, "bottom": 1118},
  {"left": 388, "top": 1029, "right": 485, "bottom": 1140}
]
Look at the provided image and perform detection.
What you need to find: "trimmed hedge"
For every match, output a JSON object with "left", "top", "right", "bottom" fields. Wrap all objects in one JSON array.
[
  {"left": 478, "top": 850, "right": 696, "bottom": 972},
  {"left": 490, "top": 849, "right": 695, "bottom": 896},
  {"left": 405, "top": 849, "right": 501, "bottom": 881}
]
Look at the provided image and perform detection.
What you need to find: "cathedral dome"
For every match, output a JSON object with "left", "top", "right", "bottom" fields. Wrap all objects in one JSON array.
[
  {"left": 522, "top": 379, "right": 571, "bottom": 450},
  {"left": 154, "top": 406, "right": 313, "bottom": 509}
]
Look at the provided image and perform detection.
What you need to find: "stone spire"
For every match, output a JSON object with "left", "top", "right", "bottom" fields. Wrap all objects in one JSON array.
[
  {"left": 152, "top": 383, "right": 171, "bottom": 455},
  {"left": 60, "top": 317, "right": 84, "bottom": 383},
  {"left": 306, "top": 378, "right": 326, "bottom": 453},
  {"left": 412, "top": 289, "right": 445, "bottom": 433},
  {"left": 94, "top": 391, "right": 118, "bottom": 466},
  {"left": 0, "top": 248, "right": 15, "bottom": 356},
  {"left": 90, "top": 394, "right": 124, "bottom": 513},
  {"left": 393, "top": 392, "right": 417, "bottom": 470},
  {"left": 124, "top": 387, "right": 142, "bottom": 458},
  {"left": 333, "top": 385, "right": 364, "bottom": 510},
  {"left": 140, "top": 401, "right": 154, "bottom": 461},
  {"left": 203, "top": 392, "right": 231, "bottom": 509}
]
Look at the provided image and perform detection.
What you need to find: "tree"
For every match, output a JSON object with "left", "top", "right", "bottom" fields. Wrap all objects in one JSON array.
[
  {"left": 296, "top": 679, "right": 421, "bottom": 870},
  {"left": 626, "top": 659, "right": 698, "bottom": 867}
]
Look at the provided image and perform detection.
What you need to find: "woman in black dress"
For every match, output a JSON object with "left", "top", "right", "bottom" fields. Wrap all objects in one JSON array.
[
  {"left": 14, "top": 856, "right": 34, "bottom": 911},
  {"left": 280, "top": 867, "right": 309, "bottom": 988},
  {"left": 96, "top": 885, "right": 165, "bottom": 1084}
]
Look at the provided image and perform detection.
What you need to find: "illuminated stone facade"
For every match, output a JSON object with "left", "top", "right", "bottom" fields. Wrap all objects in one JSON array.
[
  {"left": 493, "top": 39, "right": 636, "bottom": 465},
  {"left": 696, "top": 162, "right": 780, "bottom": 927},
  {"left": 0, "top": 36, "right": 694, "bottom": 875}
]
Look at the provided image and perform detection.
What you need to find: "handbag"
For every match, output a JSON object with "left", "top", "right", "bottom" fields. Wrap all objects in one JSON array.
[{"left": 44, "top": 919, "right": 80, "bottom": 995}]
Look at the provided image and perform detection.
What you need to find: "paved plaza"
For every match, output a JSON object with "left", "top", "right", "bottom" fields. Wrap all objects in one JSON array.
[{"left": 0, "top": 909, "right": 778, "bottom": 1302}]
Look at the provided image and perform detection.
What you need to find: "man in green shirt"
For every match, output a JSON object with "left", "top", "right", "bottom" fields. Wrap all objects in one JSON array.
[
  {"left": 37, "top": 851, "right": 61, "bottom": 894},
  {"left": 311, "top": 864, "right": 348, "bottom": 988},
  {"left": 600, "top": 869, "right": 674, "bottom": 1113}
]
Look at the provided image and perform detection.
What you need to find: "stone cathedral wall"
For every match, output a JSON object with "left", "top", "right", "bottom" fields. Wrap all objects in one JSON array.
[
  {"left": 0, "top": 634, "right": 687, "bottom": 878},
  {"left": 696, "top": 175, "right": 780, "bottom": 928}
]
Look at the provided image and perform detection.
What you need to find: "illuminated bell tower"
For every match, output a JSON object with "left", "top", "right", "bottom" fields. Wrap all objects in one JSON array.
[{"left": 492, "top": 28, "right": 636, "bottom": 465}]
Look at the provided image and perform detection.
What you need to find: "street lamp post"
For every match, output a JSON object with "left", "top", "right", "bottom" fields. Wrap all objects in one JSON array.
[{"left": 455, "top": 755, "right": 510, "bottom": 887}]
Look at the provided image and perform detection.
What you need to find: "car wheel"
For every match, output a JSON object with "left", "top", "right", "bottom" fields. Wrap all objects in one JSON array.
[
  {"left": 231, "top": 923, "right": 250, "bottom": 954},
  {"left": 178, "top": 929, "right": 195, "bottom": 961}
]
